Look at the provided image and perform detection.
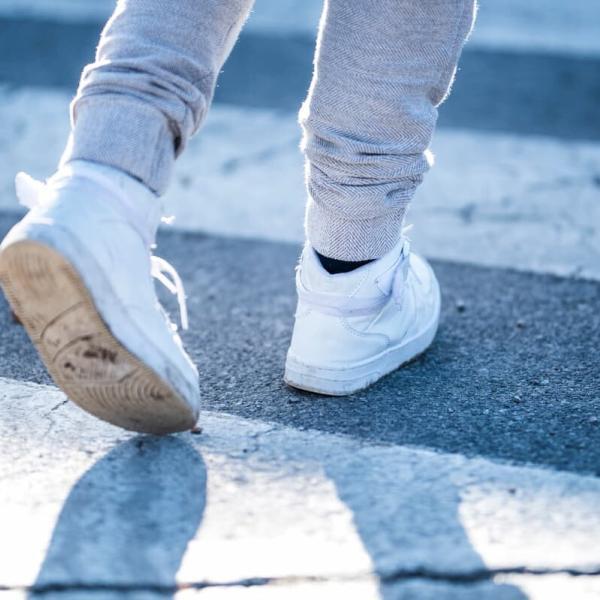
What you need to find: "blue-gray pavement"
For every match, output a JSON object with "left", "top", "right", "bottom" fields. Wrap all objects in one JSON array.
[
  {"left": 1, "top": 16, "right": 600, "bottom": 141},
  {"left": 0, "top": 212, "right": 598, "bottom": 477}
]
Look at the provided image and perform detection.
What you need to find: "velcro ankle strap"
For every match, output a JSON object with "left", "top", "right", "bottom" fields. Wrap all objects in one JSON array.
[{"left": 296, "top": 241, "right": 411, "bottom": 317}]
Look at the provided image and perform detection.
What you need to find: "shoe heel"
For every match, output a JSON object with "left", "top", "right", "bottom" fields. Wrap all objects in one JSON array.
[{"left": 0, "top": 240, "right": 197, "bottom": 434}]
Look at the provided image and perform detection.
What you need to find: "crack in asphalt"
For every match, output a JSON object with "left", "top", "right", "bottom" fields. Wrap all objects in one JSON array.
[
  {"left": 379, "top": 565, "right": 600, "bottom": 583},
  {"left": 3, "top": 566, "right": 600, "bottom": 594},
  {"left": 45, "top": 399, "right": 69, "bottom": 416},
  {"left": 40, "top": 398, "right": 70, "bottom": 438}
]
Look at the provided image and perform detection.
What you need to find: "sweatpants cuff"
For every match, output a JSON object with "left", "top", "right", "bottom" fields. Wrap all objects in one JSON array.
[
  {"left": 60, "top": 95, "right": 175, "bottom": 195},
  {"left": 305, "top": 198, "right": 406, "bottom": 261}
]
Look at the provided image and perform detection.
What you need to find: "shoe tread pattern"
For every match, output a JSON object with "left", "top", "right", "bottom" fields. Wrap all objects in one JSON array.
[{"left": 0, "top": 241, "right": 196, "bottom": 434}]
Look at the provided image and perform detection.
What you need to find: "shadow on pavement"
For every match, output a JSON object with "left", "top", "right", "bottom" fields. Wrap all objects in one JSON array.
[
  {"left": 28, "top": 433, "right": 529, "bottom": 598},
  {"left": 28, "top": 436, "right": 206, "bottom": 598},
  {"left": 325, "top": 451, "right": 529, "bottom": 599}
]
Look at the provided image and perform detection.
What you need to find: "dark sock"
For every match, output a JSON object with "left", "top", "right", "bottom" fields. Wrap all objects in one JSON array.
[{"left": 316, "top": 251, "right": 374, "bottom": 275}]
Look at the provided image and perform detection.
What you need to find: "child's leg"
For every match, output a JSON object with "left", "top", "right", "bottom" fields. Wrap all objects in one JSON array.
[
  {"left": 301, "top": 0, "right": 477, "bottom": 261},
  {"left": 285, "top": 0, "right": 477, "bottom": 395},
  {"left": 61, "top": 0, "right": 255, "bottom": 194},
  {"left": 0, "top": 0, "right": 255, "bottom": 433}
]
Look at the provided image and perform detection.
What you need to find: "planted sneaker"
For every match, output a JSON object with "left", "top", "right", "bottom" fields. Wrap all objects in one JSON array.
[
  {"left": 0, "top": 161, "right": 199, "bottom": 434},
  {"left": 284, "top": 237, "right": 441, "bottom": 395}
]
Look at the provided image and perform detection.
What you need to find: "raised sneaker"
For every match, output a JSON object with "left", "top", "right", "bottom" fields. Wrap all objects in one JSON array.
[
  {"left": 0, "top": 161, "right": 200, "bottom": 434},
  {"left": 284, "top": 237, "right": 441, "bottom": 395}
]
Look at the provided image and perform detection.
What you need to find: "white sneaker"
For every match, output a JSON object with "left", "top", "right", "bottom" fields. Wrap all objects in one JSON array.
[
  {"left": 284, "top": 237, "right": 441, "bottom": 395},
  {"left": 0, "top": 161, "right": 200, "bottom": 434}
]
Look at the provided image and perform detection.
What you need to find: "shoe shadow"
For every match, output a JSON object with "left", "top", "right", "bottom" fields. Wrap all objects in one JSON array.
[
  {"left": 26, "top": 414, "right": 531, "bottom": 598},
  {"left": 28, "top": 436, "right": 206, "bottom": 598},
  {"left": 323, "top": 449, "right": 530, "bottom": 599}
]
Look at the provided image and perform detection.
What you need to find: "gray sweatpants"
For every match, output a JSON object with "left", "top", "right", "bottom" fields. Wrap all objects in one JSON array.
[{"left": 61, "top": 0, "right": 476, "bottom": 261}]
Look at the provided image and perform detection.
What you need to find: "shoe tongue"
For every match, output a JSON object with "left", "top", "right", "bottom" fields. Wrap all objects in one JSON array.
[{"left": 302, "top": 240, "right": 405, "bottom": 298}]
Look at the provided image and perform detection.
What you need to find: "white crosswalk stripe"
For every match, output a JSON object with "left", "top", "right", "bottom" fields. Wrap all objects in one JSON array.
[
  {"left": 2, "top": 87, "right": 599, "bottom": 279},
  {"left": 1, "top": 378, "right": 599, "bottom": 598},
  {"left": 2, "top": 2, "right": 599, "bottom": 279}
]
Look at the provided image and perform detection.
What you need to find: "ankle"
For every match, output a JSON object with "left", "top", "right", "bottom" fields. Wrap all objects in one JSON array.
[{"left": 315, "top": 251, "right": 374, "bottom": 275}]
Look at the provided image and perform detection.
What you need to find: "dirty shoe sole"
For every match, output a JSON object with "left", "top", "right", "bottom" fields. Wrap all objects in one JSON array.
[{"left": 0, "top": 240, "right": 197, "bottom": 434}]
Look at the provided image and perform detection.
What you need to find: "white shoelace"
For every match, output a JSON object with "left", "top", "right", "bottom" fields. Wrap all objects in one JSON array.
[
  {"left": 150, "top": 255, "right": 189, "bottom": 330},
  {"left": 15, "top": 171, "right": 189, "bottom": 331}
]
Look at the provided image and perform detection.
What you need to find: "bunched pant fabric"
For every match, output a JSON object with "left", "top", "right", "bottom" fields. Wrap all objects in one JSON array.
[{"left": 61, "top": 0, "right": 477, "bottom": 261}]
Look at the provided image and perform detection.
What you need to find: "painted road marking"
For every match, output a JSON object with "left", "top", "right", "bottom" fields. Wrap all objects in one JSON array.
[
  {"left": 0, "top": 377, "right": 599, "bottom": 598},
  {"left": 1, "top": 87, "right": 599, "bottom": 280}
]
